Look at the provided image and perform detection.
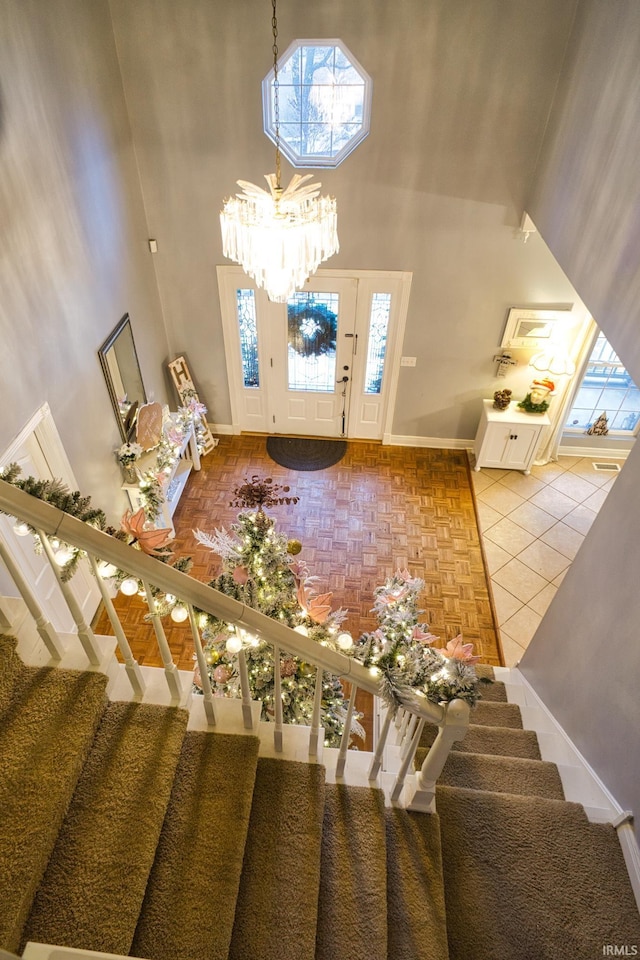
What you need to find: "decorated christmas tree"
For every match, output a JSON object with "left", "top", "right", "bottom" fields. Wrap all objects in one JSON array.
[
  {"left": 0, "top": 465, "right": 483, "bottom": 732},
  {"left": 193, "top": 476, "right": 364, "bottom": 747}
]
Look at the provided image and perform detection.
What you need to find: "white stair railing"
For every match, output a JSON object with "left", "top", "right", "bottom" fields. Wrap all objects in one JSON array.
[
  {"left": 236, "top": 648, "right": 254, "bottom": 730},
  {"left": 0, "top": 479, "right": 466, "bottom": 808},
  {"left": 0, "top": 537, "right": 64, "bottom": 660},
  {"left": 88, "top": 554, "right": 146, "bottom": 698},
  {"left": 187, "top": 603, "right": 216, "bottom": 726},
  {"left": 141, "top": 578, "right": 184, "bottom": 702},
  {"left": 308, "top": 665, "right": 324, "bottom": 757},
  {"left": 272, "top": 643, "right": 284, "bottom": 752},
  {"left": 37, "top": 529, "right": 103, "bottom": 666},
  {"left": 335, "top": 684, "right": 358, "bottom": 779}
]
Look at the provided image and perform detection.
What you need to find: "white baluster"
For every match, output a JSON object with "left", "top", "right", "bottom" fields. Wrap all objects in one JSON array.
[
  {"left": 0, "top": 597, "right": 13, "bottom": 630},
  {"left": 368, "top": 706, "right": 394, "bottom": 781},
  {"left": 37, "top": 530, "right": 101, "bottom": 665},
  {"left": 407, "top": 699, "right": 471, "bottom": 812},
  {"left": 308, "top": 664, "right": 324, "bottom": 757},
  {"left": 88, "top": 554, "right": 145, "bottom": 697},
  {"left": 397, "top": 707, "right": 411, "bottom": 741},
  {"left": 391, "top": 717, "right": 425, "bottom": 803},
  {"left": 237, "top": 648, "right": 254, "bottom": 729},
  {"left": 400, "top": 713, "right": 419, "bottom": 760},
  {"left": 273, "top": 643, "right": 283, "bottom": 752},
  {"left": 142, "top": 578, "right": 183, "bottom": 702},
  {"left": 0, "top": 537, "right": 64, "bottom": 659},
  {"left": 335, "top": 684, "right": 358, "bottom": 779},
  {"left": 188, "top": 605, "right": 216, "bottom": 726}
]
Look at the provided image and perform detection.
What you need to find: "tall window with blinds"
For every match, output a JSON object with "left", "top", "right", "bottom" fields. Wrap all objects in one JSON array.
[{"left": 566, "top": 332, "right": 640, "bottom": 435}]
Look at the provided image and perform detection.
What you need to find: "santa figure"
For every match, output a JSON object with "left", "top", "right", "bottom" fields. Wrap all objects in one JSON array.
[{"left": 518, "top": 377, "right": 555, "bottom": 413}]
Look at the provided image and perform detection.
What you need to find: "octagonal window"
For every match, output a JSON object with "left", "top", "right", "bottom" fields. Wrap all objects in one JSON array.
[{"left": 262, "top": 40, "right": 372, "bottom": 168}]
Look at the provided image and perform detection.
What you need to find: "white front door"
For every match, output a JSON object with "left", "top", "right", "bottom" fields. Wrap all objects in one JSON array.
[
  {"left": 268, "top": 277, "right": 358, "bottom": 437},
  {"left": 218, "top": 267, "right": 412, "bottom": 440}
]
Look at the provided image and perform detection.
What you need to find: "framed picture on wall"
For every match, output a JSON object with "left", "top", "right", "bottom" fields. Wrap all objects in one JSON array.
[{"left": 500, "top": 307, "right": 573, "bottom": 348}]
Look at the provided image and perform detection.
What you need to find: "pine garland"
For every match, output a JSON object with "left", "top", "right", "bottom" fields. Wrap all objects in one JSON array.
[
  {"left": 0, "top": 463, "right": 107, "bottom": 581},
  {"left": 137, "top": 472, "right": 164, "bottom": 522},
  {"left": 0, "top": 463, "right": 188, "bottom": 588},
  {"left": 517, "top": 393, "right": 550, "bottom": 414},
  {"left": 348, "top": 570, "right": 483, "bottom": 712}
]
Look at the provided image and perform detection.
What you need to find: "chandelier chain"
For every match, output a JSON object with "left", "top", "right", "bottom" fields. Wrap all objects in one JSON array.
[{"left": 271, "top": 0, "right": 281, "bottom": 188}]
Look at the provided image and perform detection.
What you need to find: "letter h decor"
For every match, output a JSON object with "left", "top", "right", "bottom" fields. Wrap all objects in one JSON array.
[{"left": 168, "top": 356, "right": 218, "bottom": 457}]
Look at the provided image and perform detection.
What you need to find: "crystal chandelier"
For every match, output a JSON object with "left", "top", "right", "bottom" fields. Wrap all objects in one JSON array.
[{"left": 220, "top": 0, "right": 339, "bottom": 303}]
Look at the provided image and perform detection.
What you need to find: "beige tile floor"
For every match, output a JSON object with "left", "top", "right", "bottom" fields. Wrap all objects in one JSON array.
[{"left": 470, "top": 454, "right": 624, "bottom": 667}]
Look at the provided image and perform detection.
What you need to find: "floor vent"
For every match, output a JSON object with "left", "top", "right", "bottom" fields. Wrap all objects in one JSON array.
[{"left": 593, "top": 462, "right": 621, "bottom": 473}]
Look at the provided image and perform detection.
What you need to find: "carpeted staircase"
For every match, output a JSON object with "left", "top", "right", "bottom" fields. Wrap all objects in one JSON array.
[
  {"left": 418, "top": 669, "right": 640, "bottom": 958},
  {"left": 1, "top": 633, "right": 639, "bottom": 960}
]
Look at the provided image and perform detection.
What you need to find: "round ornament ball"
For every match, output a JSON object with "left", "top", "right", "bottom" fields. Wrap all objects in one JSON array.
[
  {"left": 287, "top": 539, "right": 302, "bottom": 555},
  {"left": 205, "top": 650, "right": 220, "bottom": 665},
  {"left": 213, "top": 665, "right": 231, "bottom": 684},
  {"left": 280, "top": 657, "right": 297, "bottom": 678}
]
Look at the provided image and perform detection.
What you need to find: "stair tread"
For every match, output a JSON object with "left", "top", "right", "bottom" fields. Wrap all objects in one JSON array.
[
  {"left": 228, "top": 757, "right": 326, "bottom": 960},
  {"left": 437, "top": 785, "right": 640, "bottom": 958},
  {"left": 315, "top": 783, "right": 388, "bottom": 960},
  {"left": 132, "top": 731, "right": 260, "bottom": 960},
  {"left": 477, "top": 678, "right": 508, "bottom": 702},
  {"left": 470, "top": 700, "right": 523, "bottom": 728},
  {"left": 436, "top": 751, "right": 565, "bottom": 800},
  {"left": 385, "top": 808, "right": 450, "bottom": 960},
  {"left": 0, "top": 635, "right": 108, "bottom": 953},
  {"left": 475, "top": 664, "right": 496, "bottom": 680},
  {"left": 22, "top": 701, "right": 188, "bottom": 956},
  {"left": 420, "top": 723, "right": 541, "bottom": 759}
]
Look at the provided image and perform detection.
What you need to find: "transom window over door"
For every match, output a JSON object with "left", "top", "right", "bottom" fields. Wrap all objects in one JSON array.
[
  {"left": 217, "top": 268, "right": 412, "bottom": 441},
  {"left": 262, "top": 40, "right": 372, "bottom": 167}
]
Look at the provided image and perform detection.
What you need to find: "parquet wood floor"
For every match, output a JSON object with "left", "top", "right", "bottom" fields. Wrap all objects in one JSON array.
[{"left": 93, "top": 435, "right": 502, "bottom": 747}]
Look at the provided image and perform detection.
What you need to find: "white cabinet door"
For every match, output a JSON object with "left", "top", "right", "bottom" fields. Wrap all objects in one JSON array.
[
  {"left": 480, "top": 423, "right": 541, "bottom": 469},
  {"left": 474, "top": 401, "right": 549, "bottom": 473}
]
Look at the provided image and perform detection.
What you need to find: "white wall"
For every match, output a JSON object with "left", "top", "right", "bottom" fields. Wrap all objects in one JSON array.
[
  {"left": 108, "top": 0, "right": 579, "bottom": 440},
  {"left": 0, "top": 0, "right": 168, "bottom": 520},
  {"left": 524, "top": 0, "right": 640, "bottom": 838}
]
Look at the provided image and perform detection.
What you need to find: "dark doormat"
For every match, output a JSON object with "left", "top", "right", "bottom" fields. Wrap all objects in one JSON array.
[{"left": 266, "top": 436, "right": 347, "bottom": 471}]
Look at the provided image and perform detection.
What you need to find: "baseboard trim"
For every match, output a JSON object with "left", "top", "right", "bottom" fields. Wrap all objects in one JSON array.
[
  {"left": 206, "top": 429, "right": 633, "bottom": 455},
  {"left": 500, "top": 665, "right": 640, "bottom": 913},
  {"left": 558, "top": 443, "right": 630, "bottom": 460},
  {"left": 208, "top": 422, "right": 235, "bottom": 435},
  {"left": 384, "top": 434, "right": 474, "bottom": 450},
  {"left": 617, "top": 822, "right": 640, "bottom": 915}
]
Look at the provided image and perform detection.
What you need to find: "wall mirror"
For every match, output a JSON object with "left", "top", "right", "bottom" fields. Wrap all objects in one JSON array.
[{"left": 98, "top": 314, "right": 147, "bottom": 442}]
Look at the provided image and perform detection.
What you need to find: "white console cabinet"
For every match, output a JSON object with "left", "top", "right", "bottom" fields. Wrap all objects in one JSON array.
[
  {"left": 474, "top": 400, "right": 550, "bottom": 474},
  {"left": 122, "top": 415, "right": 200, "bottom": 535}
]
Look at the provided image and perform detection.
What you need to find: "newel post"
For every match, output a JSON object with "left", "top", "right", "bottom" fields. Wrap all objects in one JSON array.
[{"left": 406, "top": 698, "right": 470, "bottom": 812}]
